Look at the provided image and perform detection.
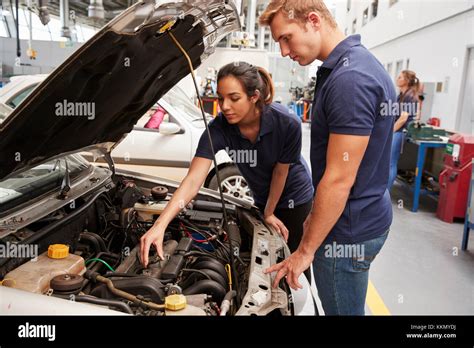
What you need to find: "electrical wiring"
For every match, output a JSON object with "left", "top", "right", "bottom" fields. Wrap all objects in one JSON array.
[{"left": 85, "top": 258, "right": 116, "bottom": 272}]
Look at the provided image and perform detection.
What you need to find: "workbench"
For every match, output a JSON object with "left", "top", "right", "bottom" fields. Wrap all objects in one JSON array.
[{"left": 402, "top": 137, "right": 448, "bottom": 212}]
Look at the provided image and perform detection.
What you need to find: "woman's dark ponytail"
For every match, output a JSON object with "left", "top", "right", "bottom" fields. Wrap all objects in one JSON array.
[{"left": 257, "top": 66, "right": 275, "bottom": 106}]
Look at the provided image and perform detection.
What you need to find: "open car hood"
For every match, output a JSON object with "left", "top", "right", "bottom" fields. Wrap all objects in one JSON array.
[{"left": 0, "top": 0, "right": 240, "bottom": 180}]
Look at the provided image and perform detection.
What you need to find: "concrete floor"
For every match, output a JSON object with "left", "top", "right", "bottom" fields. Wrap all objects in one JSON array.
[{"left": 301, "top": 123, "right": 474, "bottom": 315}]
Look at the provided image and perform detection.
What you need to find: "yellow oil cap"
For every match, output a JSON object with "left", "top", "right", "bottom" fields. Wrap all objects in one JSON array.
[
  {"left": 158, "top": 20, "right": 176, "bottom": 34},
  {"left": 48, "top": 244, "right": 69, "bottom": 259},
  {"left": 165, "top": 294, "right": 187, "bottom": 311}
]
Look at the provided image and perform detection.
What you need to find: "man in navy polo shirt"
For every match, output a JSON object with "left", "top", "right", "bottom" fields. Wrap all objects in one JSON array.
[{"left": 260, "top": 0, "right": 396, "bottom": 315}]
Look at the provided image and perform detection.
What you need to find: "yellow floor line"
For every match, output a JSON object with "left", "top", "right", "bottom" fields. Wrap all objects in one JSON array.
[{"left": 366, "top": 280, "right": 391, "bottom": 315}]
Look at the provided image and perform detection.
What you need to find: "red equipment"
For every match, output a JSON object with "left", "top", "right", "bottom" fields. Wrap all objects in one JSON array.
[{"left": 437, "top": 134, "right": 474, "bottom": 222}]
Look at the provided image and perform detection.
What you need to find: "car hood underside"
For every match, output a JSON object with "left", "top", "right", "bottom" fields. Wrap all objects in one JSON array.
[{"left": 0, "top": 0, "right": 239, "bottom": 180}]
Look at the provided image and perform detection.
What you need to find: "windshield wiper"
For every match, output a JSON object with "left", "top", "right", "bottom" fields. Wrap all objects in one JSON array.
[{"left": 57, "top": 158, "right": 71, "bottom": 200}]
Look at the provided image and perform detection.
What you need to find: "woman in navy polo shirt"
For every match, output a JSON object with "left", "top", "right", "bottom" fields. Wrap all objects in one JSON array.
[
  {"left": 388, "top": 70, "right": 420, "bottom": 189},
  {"left": 140, "top": 62, "right": 314, "bottom": 269}
]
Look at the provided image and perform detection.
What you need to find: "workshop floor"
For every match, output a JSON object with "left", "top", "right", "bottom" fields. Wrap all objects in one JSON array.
[{"left": 301, "top": 123, "right": 474, "bottom": 315}]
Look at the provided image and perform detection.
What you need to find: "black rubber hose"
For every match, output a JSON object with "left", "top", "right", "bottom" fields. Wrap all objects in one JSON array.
[
  {"left": 102, "top": 272, "right": 136, "bottom": 278},
  {"left": 80, "top": 252, "right": 120, "bottom": 291},
  {"left": 219, "top": 289, "right": 237, "bottom": 316},
  {"left": 79, "top": 232, "right": 107, "bottom": 253},
  {"left": 182, "top": 279, "right": 226, "bottom": 304},
  {"left": 78, "top": 233, "right": 101, "bottom": 253},
  {"left": 223, "top": 290, "right": 237, "bottom": 303},
  {"left": 53, "top": 294, "right": 133, "bottom": 314}
]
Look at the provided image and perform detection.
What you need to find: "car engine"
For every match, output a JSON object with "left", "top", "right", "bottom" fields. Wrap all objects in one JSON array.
[{"left": 0, "top": 176, "right": 293, "bottom": 316}]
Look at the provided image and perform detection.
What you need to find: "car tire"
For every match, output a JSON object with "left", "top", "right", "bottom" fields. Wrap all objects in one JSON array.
[{"left": 208, "top": 165, "right": 254, "bottom": 203}]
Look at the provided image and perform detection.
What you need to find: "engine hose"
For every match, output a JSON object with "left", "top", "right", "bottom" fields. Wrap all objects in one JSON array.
[
  {"left": 78, "top": 233, "right": 101, "bottom": 253},
  {"left": 212, "top": 221, "right": 242, "bottom": 264},
  {"left": 220, "top": 290, "right": 237, "bottom": 316},
  {"left": 182, "top": 279, "right": 226, "bottom": 304},
  {"left": 80, "top": 252, "right": 121, "bottom": 292},
  {"left": 79, "top": 232, "right": 108, "bottom": 253},
  {"left": 53, "top": 293, "right": 133, "bottom": 314},
  {"left": 85, "top": 270, "right": 165, "bottom": 311},
  {"left": 103, "top": 272, "right": 137, "bottom": 278}
]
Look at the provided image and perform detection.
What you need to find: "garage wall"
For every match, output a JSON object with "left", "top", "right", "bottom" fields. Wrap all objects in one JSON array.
[
  {"left": 332, "top": 0, "right": 474, "bottom": 132},
  {"left": 369, "top": 9, "right": 474, "bottom": 131},
  {"left": 0, "top": 37, "right": 82, "bottom": 81}
]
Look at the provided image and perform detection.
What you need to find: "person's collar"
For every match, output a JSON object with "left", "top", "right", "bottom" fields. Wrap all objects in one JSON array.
[
  {"left": 321, "top": 34, "right": 361, "bottom": 70},
  {"left": 229, "top": 105, "right": 273, "bottom": 141}
]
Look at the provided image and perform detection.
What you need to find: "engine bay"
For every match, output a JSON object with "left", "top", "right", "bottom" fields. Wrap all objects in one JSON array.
[{"left": 0, "top": 175, "right": 293, "bottom": 316}]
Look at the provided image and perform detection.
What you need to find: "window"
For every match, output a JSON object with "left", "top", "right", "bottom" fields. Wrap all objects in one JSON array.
[
  {"left": 347, "top": 0, "right": 351, "bottom": 12},
  {"left": 395, "top": 60, "right": 404, "bottom": 78},
  {"left": 352, "top": 18, "right": 357, "bottom": 34},
  {"left": 0, "top": 12, "right": 8, "bottom": 37},
  {"left": 362, "top": 8, "right": 368, "bottom": 26},
  {"left": 30, "top": 9, "right": 52, "bottom": 41},
  {"left": 0, "top": 103, "right": 13, "bottom": 124},
  {"left": 406, "top": 58, "right": 410, "bottom": 70},
  {"left": 371, "top": 0, "right": 378, "bottom": 19},
  {"left": 387, "top": 62, "right": 393, "bottom": 77},
  {"left": 17, "top": 8, "right": 31, "bottom": 40},
  {"left": 436, "top": 82, "right": 443, "bottom": 93}
]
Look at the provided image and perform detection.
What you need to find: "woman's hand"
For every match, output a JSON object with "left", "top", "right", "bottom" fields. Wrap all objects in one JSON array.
[
  {"left": 139, "top": 157, "right": 212, "bottom": 268},
  {"left": 264, "top": 214, "right": 289, "bottom": 242},
  {"left": 140, "top": 222, "right": 167, "bottom": 267}
]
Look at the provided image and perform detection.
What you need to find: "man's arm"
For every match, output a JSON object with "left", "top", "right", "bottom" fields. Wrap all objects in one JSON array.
[
  {"left": 264, "top": 163, "right": 290, "bottom": 240},
  {"left": 298, "top": 133, "right": 369, "bottom": 257},
  {"left": 265, "top": 133, "right": 369, "bottom": 289}
]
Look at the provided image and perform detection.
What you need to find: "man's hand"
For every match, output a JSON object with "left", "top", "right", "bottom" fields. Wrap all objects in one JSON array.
[
  {"left": 264, "top": 249, "right": 314, "bottom": 290},
  {"left": 140, "top": 223, "right": 166, "bottom": 267},
  {"left": 264, "top": 214, "right": 289, "bottom": 242}
]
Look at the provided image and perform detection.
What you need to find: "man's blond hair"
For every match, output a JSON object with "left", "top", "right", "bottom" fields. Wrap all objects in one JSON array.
[{"left": 259, "top": 0, "right": 337, "bottom": 29}]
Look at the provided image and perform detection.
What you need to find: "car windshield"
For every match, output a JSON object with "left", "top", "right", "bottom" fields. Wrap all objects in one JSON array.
[
  {"left": 0, "top": 154, "right": 90, "bottom": 214},
  {"left": 6, "top": 84, "right": 39, "bottom": 109},
  {"left": 160, "top": 86, "right": 210, "bottom": 122},
  {"left": 0, "top": 103, "right": 12, "bottom": 124}
]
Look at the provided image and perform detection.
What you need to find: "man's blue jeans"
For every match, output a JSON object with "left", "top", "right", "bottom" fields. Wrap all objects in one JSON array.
[
  {"left": 388, "top": 131, "right": 404, "bottom": 189},
  {"left": 313, "top": 230, "right": 389, "bottom": 315}
]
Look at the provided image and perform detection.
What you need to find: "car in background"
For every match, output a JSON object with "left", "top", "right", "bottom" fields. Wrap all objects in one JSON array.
[{"left": 0, "top": 76, "right": 254, "bottom": 204}]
